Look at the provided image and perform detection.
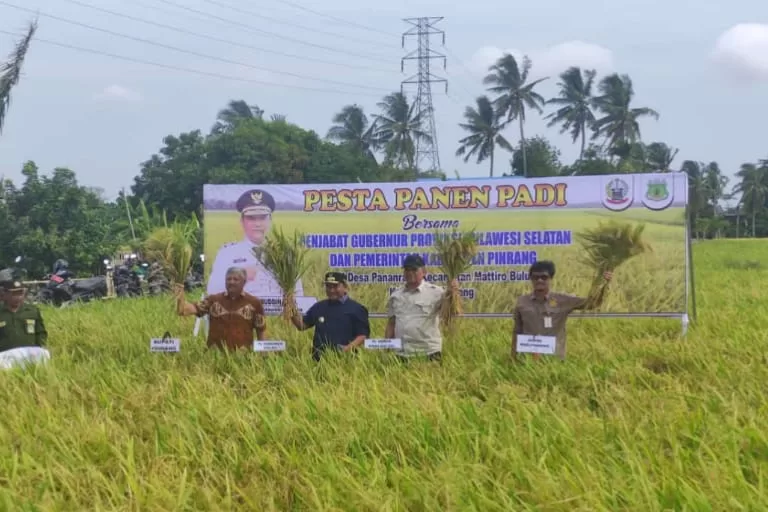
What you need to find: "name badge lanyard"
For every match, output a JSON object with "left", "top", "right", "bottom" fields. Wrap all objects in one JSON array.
[{"left": 542, "top": 300, "right": 553, "bottom": 329}]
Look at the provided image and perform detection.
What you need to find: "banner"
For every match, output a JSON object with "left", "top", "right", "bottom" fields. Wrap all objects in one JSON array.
[{"left": 203, "top": 174, "right": 688, "bottom": 315}]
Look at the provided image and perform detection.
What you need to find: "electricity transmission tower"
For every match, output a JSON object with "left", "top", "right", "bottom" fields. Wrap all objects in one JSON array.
[{"left": 401, "top": 17, "right": 447, "bottom": 173}]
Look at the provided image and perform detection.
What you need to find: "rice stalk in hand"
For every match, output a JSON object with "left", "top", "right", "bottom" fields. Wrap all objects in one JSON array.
[
  {"left": 143, "top": 219, "right": 198, "bottom": 287},
  {"left": 576, "top": 221, "right": 651, "bottom": 305},
  {"left": 252, "top": 228, "right": 310, "bottom": 322},
  {"left": 433, "top": 228, "right": 478, "bottom": 331}
]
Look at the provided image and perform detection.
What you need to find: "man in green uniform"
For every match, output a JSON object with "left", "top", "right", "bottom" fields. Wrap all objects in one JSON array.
[{"left": 0, "top": 277, "right": 48, "bottom": 352}]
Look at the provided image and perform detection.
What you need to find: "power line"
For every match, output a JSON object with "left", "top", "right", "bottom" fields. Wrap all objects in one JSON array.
[
  {"left": 400, "top": 17, "right": 446, "bottom": 173},
  {"left": 58, "top": 0, "right": 395, "bottom": 74},
  {"left": 266, "top": 0, "right": 395, "bottom": 39},
  {"left": 0, "top": 1, "right": 392, "bottom": 92},
  {"left": 149, "top": 0, "right": 393, "bottom": 65},
  {"left": 0, "top": 28, "right": 386, "bottom": 97},
  {"left": 198, "top": 0, "right": 401, "bottom": 52}
]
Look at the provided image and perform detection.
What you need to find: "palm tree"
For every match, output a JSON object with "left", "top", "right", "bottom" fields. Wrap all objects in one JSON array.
[
  {"left": 374, "top": 92, "right": 430, "bottom": 169},
  {"left": 483, "top": 54, "right": 548, "bottom": 177},
  {"left": 0, "top": 20, "right": 37, "bottom": 135},
  {"left": 327, "top": 104, "right": 378, "bottom": 161},
  {"left": 455, "top": 96, "right": 513, "bottom": 177},
  {"left": 545, "top": 67, "right": 597, "bottom": 161},
  {"left": 733, "top": 163, "right": 768, "bottom": 237},
  {"left": 592, "top": 74, "right": 659, "bottom": 153},
  {"left": 211, "top": 99, "right": 263, "bottom": 134},
  {"left": 645, "top": 142, "right": 679, "bottom": 172}
]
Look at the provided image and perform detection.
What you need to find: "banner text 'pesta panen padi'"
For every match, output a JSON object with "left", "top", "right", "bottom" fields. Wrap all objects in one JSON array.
[{"left": 203, "top": 173, "right": 688, "bottom": 315}]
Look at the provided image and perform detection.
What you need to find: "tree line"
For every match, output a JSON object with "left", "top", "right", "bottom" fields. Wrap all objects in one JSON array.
[{"left": 1, "top": 24, "right": 767, "bottom": 277}]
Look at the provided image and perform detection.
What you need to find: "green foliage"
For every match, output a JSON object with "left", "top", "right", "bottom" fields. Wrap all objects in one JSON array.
[
  {"left": 0, "top": 162, "right": 121, "bottom": 275},
  {"left": 508, "top": 135, "right": 562, "bottom": 177}
]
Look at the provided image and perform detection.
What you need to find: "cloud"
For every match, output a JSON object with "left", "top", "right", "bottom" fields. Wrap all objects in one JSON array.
[
  {"left": 93, "top": 85, "right": 142, "bottom": 102},
  {"left": 711, "top": 23, "right": 768, "bottom": 82},
  {"left": 468, "top": 41, "right": 614, "bottom": 79}
]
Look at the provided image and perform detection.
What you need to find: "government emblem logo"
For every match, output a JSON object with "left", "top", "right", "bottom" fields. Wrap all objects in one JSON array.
[
  {"left": 601, "top": 176, "right": 633, "bottom": 211},
  {"left": 640, "top": 175, "right": 674, "bottom": 211}
]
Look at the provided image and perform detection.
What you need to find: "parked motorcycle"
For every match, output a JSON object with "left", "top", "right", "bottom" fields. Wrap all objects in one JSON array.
[
  {"left": 113, "top": 263, "right": 142, "bottom": 297},
  {"left": 147, "top": 262, "right": 171, "bottom": 295},
  {"left": 37, "top": 259, "right": 107, "bottom": 306}
]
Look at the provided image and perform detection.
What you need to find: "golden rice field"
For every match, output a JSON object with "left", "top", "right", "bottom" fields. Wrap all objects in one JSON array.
[
  {"left": 204, "top": 208, "right": 687, "bottom": 314},
  {"left": 0, "top": 239, "right": 765, "bottom": 510}
]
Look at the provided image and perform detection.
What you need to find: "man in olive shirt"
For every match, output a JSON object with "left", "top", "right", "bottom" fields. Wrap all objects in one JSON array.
[
  {"left": 512, "top": 260, "right": 612, "bottom": 360},
  {"left": 0, "top": 277, "right": 48, "bottom": 352},
  {"left": 385, "top": 254, "right": 457, "bottom": 362}
]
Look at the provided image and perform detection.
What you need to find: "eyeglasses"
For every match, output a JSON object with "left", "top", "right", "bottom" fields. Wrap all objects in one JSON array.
[{"left": 531, "top": 274, "right": 550, "bottom": 281}]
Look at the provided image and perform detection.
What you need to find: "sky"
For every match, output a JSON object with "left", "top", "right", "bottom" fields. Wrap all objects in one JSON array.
[{"left": 0, "top": 0, "right": 767, "bottom": 201}]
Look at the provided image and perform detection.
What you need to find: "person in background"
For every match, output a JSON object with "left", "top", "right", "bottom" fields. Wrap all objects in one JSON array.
[
  {"left": 176, "top": 267, "right": 267, "bottom": 350},
  {"left": 0, "top": 276, "right": 48, "bottom": 353},
  {"left": 207, "top": 188, "right": 304, "bottom": 300},
  {"left": 512, "top": 260, "right": 612, "bottom": 361},
  {"left": 290, "top": 272, "right": 370, "bottom": 361},
  {"left": 385, "top": 254, "right": 457, "bottom": 363}
]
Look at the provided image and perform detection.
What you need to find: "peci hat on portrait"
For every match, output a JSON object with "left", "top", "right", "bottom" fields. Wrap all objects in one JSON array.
[
  {"left": 402, "top": 254, "right": 426, "bottom": 270},
  {"left": 324, "top": 272, "right": 347, "bottom": 285},
  {"left": 236, "top": 189, "right": 276, "bottom": 216}
]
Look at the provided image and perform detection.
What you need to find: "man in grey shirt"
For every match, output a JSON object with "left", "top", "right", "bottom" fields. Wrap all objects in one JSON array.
[{"left": 385, "top": 254, "right": 456, "bottom": 363}]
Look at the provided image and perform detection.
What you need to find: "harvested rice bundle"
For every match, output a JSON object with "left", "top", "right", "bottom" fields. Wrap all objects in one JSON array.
[
  {"left": 576, "top": 221, "right": 651, "bottom": 304},
  {"left": 143, "top": 220, "right": 198, "bottom": 287},
  {"left": 433, "top": 228, "right": 479, "bottom": 330},
  {"left": 252, "top": 228, "right": 311, "bottom": 322}
]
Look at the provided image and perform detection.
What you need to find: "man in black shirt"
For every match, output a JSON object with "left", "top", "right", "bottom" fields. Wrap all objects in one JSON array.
[{"left": 290, "top": 272, "right": 370, "bottom": 361}]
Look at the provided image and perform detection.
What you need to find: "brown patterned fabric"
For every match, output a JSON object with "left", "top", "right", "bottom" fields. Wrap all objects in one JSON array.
[{"left": 195, "top": 292, "right": 266, "bottom": 350}]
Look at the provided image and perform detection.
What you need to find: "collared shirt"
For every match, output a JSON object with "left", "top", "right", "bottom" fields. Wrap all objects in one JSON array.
[
  {"left": 194, "top": 292, "right": 266, "bottom": 350},
  {"left": 386, "top": 281, "right": 445, "bottom": 357},
  {"left": 303, "top": 294, "right": 369, "bottom": 355},
  {"left": 513, "top": 292, "right": 586, "bottom": 359},
  {"left": 0, "top": 302, "right": 47, "bottom": 352},
  {"left": 207, "top": 238, "right": 304, "bottom": 298}
]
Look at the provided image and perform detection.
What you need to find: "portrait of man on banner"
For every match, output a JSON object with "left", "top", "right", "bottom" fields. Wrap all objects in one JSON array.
[{"left": 206, "top": 188, "right": 304, "bottom": 299}]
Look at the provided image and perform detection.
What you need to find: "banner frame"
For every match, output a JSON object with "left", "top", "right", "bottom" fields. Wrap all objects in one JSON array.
[{"left": 201, "top": 173, "right": 694, "bottom": 334}]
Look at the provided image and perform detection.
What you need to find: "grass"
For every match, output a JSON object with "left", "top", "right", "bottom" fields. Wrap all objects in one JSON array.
[
  {"left": 205, "top": 209, "right": 687, "bottom": 314},
  {"left": 1, "top": 240, "right": 766, "bottom": 510}
]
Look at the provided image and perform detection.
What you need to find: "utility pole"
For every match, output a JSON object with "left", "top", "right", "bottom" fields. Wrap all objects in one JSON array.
[{"left": 401, "top": 17, "right": 447, "bottom": 174}]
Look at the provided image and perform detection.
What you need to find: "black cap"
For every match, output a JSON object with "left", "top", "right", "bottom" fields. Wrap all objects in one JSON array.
[
  {"left": 235, "top": 189, "right": 276, "bottom": 216},
  {"left": 0, "top": 269, "right": 23, "bottom": 290},
  {"left": 402, "top": 254, "right": 425, "bottom": 269},
  {"left": 324, "top": 271, "right": 347, "bottom": 285},
  {"left": 0, "top": 278, "right": 24, "bottom": 291}
]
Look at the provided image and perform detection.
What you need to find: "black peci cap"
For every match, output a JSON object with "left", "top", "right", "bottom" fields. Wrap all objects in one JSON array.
[
  {"left": 235, "top": 189, "right": 276, "bottom": 216},
  {"left": 402, "top": 254, "right": 426, "bottom": 269},
  {"left": 324, "top": 271, "right": 347, "bottom": 285}
]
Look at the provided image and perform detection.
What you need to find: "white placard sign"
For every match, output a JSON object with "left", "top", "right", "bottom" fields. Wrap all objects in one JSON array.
[
  {"left": 516, "top": 334, "right": 556, "bottom": 355},
  {"left": 150, "top": 337, "right": 180, "bottom": 352},
  {"left": 364, "top": 338, "right": 402, "bottom": 350},
  {"left": 253, "top": 340, "right": 286, "bottom": 352},
  {"left": 259, "top": 296, "right": 318, "bottom": 316}
]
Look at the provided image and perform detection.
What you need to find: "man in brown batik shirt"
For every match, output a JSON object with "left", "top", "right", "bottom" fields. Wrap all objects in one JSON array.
[
  {"left": 512, "top": 260, "right": 612, "bottom": 360},
  {"left": 175, "top": 267, "right": 267, "bottom": 350}
]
